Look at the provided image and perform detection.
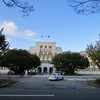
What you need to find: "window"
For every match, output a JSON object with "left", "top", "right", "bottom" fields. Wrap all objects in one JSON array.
[
  {"left": 44, "top": 55, "right": 47, "bottom": 60},
  {"left": 40, "top": 55, "right": 43, "bottom": 60},
  {"left": 40, "top": 46, "right": 43, "bottom": 48},
  {"left": 44, "top": 51, "right": 47, "bottom": 54},
  {"left": 45, "top": 46, "right": 47, "bottom": 48},
  {"left": 49, "top": 46, "right": 52, "bottom": 48},
  {"left": 48, "top": 54, "right": 51, "bottom": 60}
]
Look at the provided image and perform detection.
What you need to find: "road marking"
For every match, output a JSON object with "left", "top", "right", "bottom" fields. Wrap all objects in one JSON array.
[{"left": 0, "top": 94, "right": 55, "bottom": 97}]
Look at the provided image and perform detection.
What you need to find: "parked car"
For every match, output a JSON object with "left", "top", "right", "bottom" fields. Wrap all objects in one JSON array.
[{"left": 48, "top": 73, "right": 64, "bottom": 81}]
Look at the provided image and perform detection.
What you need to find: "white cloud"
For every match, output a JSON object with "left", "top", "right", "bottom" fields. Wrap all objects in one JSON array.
[
  {"left": 0, "top": 20, "right": 38, "bottom": 41},
  {"left": 24, "top": 30, "right": 37, "bottom": 40},
  {"left": 0, "top": 20, "right": 18, "bottom": 35}
]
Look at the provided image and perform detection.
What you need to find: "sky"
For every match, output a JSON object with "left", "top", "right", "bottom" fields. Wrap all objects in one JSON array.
[{"left": 0, "top": 0, "right": 100, "bottom": 52}]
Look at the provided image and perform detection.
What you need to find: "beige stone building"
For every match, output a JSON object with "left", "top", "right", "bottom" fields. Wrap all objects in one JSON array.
[{"left": 29, "top": 41, "right": 62, "bottom": 74}]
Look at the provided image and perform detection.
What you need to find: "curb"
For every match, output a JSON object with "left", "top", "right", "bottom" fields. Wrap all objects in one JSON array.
[
  {"left": 0, "top": 81, "right": 17, "bottom": 88},
  {"left": 87, "top": 80, "right": 100, "bottom": 88}
]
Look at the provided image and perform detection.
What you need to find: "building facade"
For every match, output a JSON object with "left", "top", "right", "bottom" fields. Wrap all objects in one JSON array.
[
  {"left": 0, "top": 67, "right": 9, "bottom": 75},
  {"left": 29, "top": 41, "right": 62, "bottom": 74}
]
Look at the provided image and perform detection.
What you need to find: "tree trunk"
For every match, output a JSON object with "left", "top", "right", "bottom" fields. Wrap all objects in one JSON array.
[{"left": 67, "top": 67, "right": 74, "bottom": 75}]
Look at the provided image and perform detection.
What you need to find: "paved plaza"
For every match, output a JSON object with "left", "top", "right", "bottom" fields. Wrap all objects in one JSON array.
[
  {"left": 0, "top": 75, "right": 100, "bottom": 100},
  {"left": 0, "top": 74, "right": 100, "bottom": 90}
]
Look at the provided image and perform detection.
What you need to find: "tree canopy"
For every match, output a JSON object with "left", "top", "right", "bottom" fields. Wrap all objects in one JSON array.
[
  {"left": 2, "top": 0, "right": 34, "bottom": 16},
  {"left": 52, "top": 52, "right": 89, "bottom": 75},
  {"left": 0, "top": 28, "right": 9, "bottom": 57},
  {"left": 0, "top": 49, "right": 41, "bottom": 74},
  {"left": 86, "top": 41, "right": 100, "bottom": 68},
  {"left": 68, "top": 0, "right": 100, "bottom": 15}
]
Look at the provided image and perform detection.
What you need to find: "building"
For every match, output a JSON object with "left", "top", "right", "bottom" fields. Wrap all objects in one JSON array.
[
  {"left": 29, "top": 41, "right": 62, "bottom": 74},
  {"left": 0, "top": 67, "right": 9, "bottom": 75}
]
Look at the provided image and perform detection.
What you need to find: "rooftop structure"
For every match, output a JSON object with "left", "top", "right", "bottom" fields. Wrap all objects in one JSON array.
[{"left": 29, "top": 41, "right": 62, "bottom": 63}]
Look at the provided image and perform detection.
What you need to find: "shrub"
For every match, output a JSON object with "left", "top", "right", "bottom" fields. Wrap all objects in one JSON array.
[{"left": 95, "top": 78, "right": 100, "bottom": 85}]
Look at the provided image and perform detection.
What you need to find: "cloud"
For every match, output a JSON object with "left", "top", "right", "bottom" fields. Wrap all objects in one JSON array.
[
  {"left": 24, "top": 30, "right": 37, "bottom": 40},
  {"left": 0, "top": 20, "right": 38, "bottom": 41},
  {"left": 0, "top": 20, "right": 19, "bottom": 35}
]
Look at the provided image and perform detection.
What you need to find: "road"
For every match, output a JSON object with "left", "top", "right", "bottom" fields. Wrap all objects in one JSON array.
[{"left": 0, "top": 75, "right": 100, "bottom": 100}]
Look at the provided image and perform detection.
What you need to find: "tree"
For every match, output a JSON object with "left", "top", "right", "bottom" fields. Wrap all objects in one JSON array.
[
  {"left": 52, "top": 53, "right": 64, "bottom": 71},
  {"left": 0, "top": 49, "right": 41, "bottom": 76},
  {"left": 2, "top": 0, "right": 34, "bottom": 16},
  {"left": 52, "top": 52, "right": 89, "bottom": 75},
  {"left": 86, "top": 41, "right": 100, "bottom": 68},
  {"left": 0, "top": 28, "right": 9, "bottom": 57},
  {"left": 68, "top": 0, "right": 100, "bottom": 15}
]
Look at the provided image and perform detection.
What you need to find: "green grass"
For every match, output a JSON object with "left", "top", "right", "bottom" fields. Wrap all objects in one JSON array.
[
  {"left": 95, "top": 79, "right": 100, "bottom": 86},
  {"left": 0, "top": 79, "right": 12, "bottom": 85}
]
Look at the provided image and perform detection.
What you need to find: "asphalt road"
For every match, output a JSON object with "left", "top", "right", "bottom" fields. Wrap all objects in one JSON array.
[{"left": 0, "top": 75, "right": 100, "bottom": 100}]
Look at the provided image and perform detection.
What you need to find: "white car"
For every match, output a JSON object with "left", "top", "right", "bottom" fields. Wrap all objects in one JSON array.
[{"left": 48, "top": 73, "right": 64, "bottom": 81}]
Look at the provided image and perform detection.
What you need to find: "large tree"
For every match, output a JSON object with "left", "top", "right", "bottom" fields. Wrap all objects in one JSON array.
[
  {"left": 52, "top": 52, "right": 89, "bottom": 75},
  {"left": 86, "top": 41, "right": 100, "bottom": 68},
  {"left": 0, "top": 28, "right": 9, "bottom": 57},
  {"left": 68, "top": 0, "right": 100, "bottom": 15},
  {"left": 0, "top": 49, "right": 41, "bottom": 75},
  {"left": 2, "top": 0, "right": 34, "bottom": 16}
]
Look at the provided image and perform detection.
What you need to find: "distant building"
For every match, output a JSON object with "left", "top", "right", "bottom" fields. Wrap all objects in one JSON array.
[
  {"left": 29, "top": 41, "right": 62, "bottom": 74},
  {"left": 0, "top": 67, "right": 9, "bottom": 74}
]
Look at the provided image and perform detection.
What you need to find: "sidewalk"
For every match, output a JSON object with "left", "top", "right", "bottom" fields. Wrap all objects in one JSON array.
[
  {"left": 32, "top": 74, "right": 50, "bottom": 77},
  {"left": 0, "top": 74, "right": 100, "bottom": 89},
  {"left": 1, "top": 74, "right": 100, "bottom": 78},
  {"left": 0, "top": 74, "right": 32, "bottom": 79}
]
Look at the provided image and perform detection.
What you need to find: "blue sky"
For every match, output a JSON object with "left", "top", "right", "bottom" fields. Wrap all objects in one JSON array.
[{"left": 0, "top": 0, "right": 100, "bottom": 52}]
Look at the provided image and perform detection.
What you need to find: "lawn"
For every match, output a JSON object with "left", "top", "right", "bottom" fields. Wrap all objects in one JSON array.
[
  {"left": 0, "top": 79, "right": 13, "bottom": 86},
  {"left": 95, "top": 79, "right": 100, "bottom": 86}
]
